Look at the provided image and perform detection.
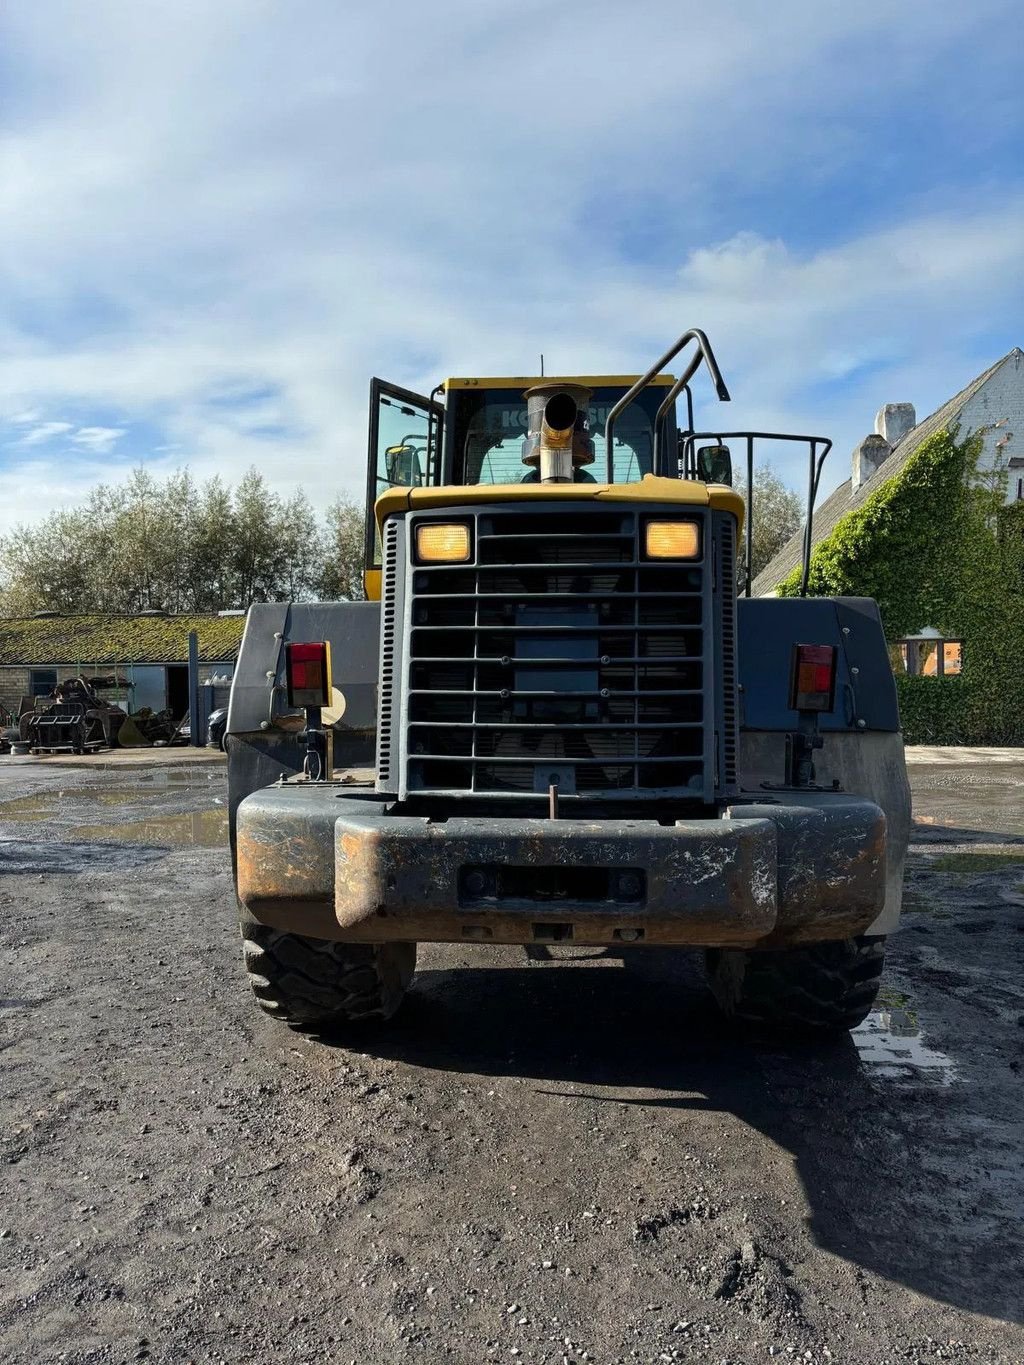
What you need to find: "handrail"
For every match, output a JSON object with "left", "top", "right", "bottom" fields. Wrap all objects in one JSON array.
[
  {"left": 679, "top": 430, "right": 832, "bottom": 597},
  {"left": 801, "top": 439, "right": 831, "bottom": 598},
  {"left": 604, "top": 328, "right": 731, "bottom": 482},
  {"left": 652, "top": 352, "right": 704, "bottom": 472}
]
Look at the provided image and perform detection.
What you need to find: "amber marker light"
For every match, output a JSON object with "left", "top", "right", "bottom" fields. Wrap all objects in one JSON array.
[
  {"left": 644, "top": 520, "right": 700, "bottom": 559},
  {"left": 416, "top": 522, "right": 471, "bottom": 563}
]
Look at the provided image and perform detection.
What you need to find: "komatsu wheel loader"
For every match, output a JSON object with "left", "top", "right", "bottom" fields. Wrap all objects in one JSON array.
[{"left": 226, "top": 329, "right": 911, "bottom": 1035}]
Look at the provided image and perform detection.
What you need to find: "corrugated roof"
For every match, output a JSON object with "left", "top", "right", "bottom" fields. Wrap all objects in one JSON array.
[
  {"left": 0, "top": 613, "right": 245, "bottom": 666},
  {"left": 752, "top": 349, "right": 1021, "bottom": 595}
]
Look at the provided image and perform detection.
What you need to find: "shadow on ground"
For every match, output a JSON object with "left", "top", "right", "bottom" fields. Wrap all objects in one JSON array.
[
  {"left": 349, "top": 947, "right": 1022, "bottom": 1326},
  {"left": 912, "top": 819, "right": 1024, "bottom": 845}
]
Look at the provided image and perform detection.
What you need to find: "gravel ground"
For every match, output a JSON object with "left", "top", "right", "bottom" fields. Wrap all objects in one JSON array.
[{"left": 1, "top": 752, "right": 1022, "bottom": 1364}]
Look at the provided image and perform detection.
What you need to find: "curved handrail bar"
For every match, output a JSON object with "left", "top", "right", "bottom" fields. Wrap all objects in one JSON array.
[
  {"left": 652, "top": 348, "right": 714, "bottom": 471},
  {"left": 650, "top": 356, "right": 700, "bottom": 476},
  {"left": 799, "top": 439, "right": 832, "bottom": 598},
  {"left": 604, "top": 328, "right": 731, "bottom": 483}
]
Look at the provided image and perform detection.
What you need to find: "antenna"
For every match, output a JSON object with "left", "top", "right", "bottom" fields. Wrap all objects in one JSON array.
[{"left": 540, "top": 354, "right": 544, "bottom": 377}]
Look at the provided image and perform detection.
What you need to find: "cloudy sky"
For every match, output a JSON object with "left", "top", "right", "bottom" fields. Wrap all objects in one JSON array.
[{"left": 2, "top": 0, "right": 1023, "bottom": 533}]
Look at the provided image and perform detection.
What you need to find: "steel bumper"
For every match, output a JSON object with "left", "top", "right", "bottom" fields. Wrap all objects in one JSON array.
[{"left": 235, "top": 786, "right": 887, "bottom": 948}]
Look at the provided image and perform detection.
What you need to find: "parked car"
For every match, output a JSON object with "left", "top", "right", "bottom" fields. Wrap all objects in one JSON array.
[{"left": 207, "top": 707, "right": 228, "bottom": 751}]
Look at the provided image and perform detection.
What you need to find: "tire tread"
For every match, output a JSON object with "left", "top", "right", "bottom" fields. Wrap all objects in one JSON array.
[
  {"left": 706, "top": 935, "right": 886, "bottom": 1034},
  {"left": 239, "top": 918, "right": 415, "bottom": 1027}
]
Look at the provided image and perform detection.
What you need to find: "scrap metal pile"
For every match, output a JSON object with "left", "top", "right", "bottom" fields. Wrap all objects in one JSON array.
[{"left": 19, "top": 677, "right": 127, "bottom": 755}]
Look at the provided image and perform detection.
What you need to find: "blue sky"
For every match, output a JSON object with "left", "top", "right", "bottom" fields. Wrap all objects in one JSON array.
[{"left": 2, "top": 0, "right": 1023, "bottom": 532}]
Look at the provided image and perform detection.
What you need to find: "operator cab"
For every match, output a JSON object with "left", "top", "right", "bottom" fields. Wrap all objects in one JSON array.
[
  {"left": 364, "top": 329, "right": 833, "bottom": 599},
  {"left": 367, "top": 373, "right": 679, "bottom": 492},
  {"left": 365, "top": 373, "right": 688, "bottom": 571}
]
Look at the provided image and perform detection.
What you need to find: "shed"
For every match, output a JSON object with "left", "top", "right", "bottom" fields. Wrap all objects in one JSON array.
[{"left": 0, "top": 612, "right": 245, "bottom": 720}]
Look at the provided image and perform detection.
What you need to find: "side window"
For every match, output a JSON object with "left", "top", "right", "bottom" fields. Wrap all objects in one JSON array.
[
  {"left": 894, "top": 635, "right": 963, "bottom": 677},
  {"left": 365, "top": 380, "right": 444, "bottom": 567},
  {"left": 30, "top": 668, "right": 57, "bottom": 697}
]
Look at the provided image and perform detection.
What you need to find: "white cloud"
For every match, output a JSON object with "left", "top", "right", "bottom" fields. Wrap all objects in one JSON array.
[
  {"left": 0, "top": 0, "right": 1021, "bottom": 534},
  {"left": 15, "top": 421, "right": 75, "bottom": 446},
  {"left": 70, "top": 426, "right": 126, "bottom": 453}
]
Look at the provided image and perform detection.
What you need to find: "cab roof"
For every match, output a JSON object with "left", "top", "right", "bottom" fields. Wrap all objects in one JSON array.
[{"left": 443, "top": 374, "right": 676, "bottom": 391}]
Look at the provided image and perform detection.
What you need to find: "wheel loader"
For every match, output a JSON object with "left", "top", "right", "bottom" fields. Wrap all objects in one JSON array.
[{"left": 227, "top": 328, "right": 911, "bottom": 1034}]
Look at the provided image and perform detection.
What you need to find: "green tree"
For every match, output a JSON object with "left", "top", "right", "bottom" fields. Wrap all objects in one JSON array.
[
  {"left": 736, "top": 463, "right": 803, "bottom": 581},
  {"left": 0, "top": 464, "right": 355, "bottom": 615},
  {"left": 317, "top": 496, "right": 366, "bottom": 601}
]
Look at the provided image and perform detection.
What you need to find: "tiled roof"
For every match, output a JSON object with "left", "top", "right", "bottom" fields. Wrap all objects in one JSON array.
[
  {"left": 752, "top": 349, "right": 1021, "bottom": 595},
  {"left": 0, "top": 613, "right": 245, "bottom": 666}
]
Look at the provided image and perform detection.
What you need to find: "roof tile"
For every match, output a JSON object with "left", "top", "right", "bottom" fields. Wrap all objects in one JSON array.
[{"left": 0, "top": 614, "right": 245, "bottom": 667}]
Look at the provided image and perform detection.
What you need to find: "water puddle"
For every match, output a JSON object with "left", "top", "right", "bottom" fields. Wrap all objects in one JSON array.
[
  {"left": 0, "top": 789, "right": 139, "bottom": 820},
  {"left": 70, "top": 809, "right": 229, "bottom": 848},
  {"left": 134, "top": 769, "right": 218, "bottom": 786},
  {"left": 852, "top": 1006, "right": 957, "bottom": 1085}
]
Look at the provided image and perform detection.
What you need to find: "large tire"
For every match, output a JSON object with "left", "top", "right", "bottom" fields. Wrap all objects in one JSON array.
[
  {"left": 705, "top": 934, "right": 886, "bottom": 1035},
  {"left": 240, "top": 917, "right": 416, "bottom": 1027}
]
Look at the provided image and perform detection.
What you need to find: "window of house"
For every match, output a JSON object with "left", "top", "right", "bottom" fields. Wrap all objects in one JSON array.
[
  {"left": 29, "top": 668, "right": 58, "bottom": 697},
  {"left": 895, "top": 636, "right": 963, "bottom": 677},
  {"left": 941, "top": 641, "right": 963, "bottom": 675}
]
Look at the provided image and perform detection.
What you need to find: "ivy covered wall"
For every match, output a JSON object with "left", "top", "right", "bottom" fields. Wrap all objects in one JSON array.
[{"left": 778, "top": 429, "right": 1024, "bottom": 744}]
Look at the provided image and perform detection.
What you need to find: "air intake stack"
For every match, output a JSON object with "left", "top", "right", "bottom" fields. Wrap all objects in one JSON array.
[{"left": 522, "top": 383, "right": 594, "bottom": 483}]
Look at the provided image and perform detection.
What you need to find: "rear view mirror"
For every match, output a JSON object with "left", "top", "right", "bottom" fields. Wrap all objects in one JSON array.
[
  {"left": 697, "top": 444, "right": 732, "bottom": 485},
  {"left": 385, "top": 444, "right": 423, "bottom": 487}
]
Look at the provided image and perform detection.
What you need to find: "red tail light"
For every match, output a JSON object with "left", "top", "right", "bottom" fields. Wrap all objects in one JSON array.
[
  {"left": 790, "top": 644, "right": 837, "bottom": 713},
  {"left": 286, "top": 641, "right": 332, "bottom": 708}
]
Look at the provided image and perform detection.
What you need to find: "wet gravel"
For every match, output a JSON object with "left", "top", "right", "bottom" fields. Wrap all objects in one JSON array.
[{"left": 1, "top": 754, "right": 1022, "bottom": 1364}]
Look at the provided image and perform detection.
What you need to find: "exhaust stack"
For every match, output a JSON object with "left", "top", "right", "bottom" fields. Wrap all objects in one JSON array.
[{"left": 522, "top": 383, "right": 594, "bottom": 483}]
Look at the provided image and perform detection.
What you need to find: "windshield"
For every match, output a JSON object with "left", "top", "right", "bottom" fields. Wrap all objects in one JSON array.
[{"left": 453, "top": 384, "right": 672, "bottom": 485}]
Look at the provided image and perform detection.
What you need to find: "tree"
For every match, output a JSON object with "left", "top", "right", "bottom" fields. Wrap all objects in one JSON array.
[
  {"left": 736, "top": 463, "right": 803, "bottom": 581},
  {"left": 0, "top": 464, "right": 361, "bottom": 615},
  {"left": 316, "top": 497, "right": 366, "bottom": 601}
]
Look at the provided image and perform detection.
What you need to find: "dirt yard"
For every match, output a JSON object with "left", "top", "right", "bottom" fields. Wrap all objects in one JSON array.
[{"left": 1, "top": 750, "right": 1022, "bottom": 1364}]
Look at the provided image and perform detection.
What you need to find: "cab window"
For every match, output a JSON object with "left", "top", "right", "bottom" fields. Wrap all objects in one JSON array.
[
  {"left": 452, "top": 385, "right": 669, "bottom": 485},
  {"left": 366, "top": 379, "right": 444, "bottom": 568},
  {"left": 371, "top": 392, "right": 436, "bottom": 499}
]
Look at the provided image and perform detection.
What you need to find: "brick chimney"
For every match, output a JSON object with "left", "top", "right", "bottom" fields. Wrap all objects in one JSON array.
[
  {"left": 875, "top": 402, "right": 916, "bottom": 446},
  {"left": 850, "top": 402, "right": 916, "bottom": 493},
  {"left": 852, "top": 434, "right": 892, "bottom": 493}
]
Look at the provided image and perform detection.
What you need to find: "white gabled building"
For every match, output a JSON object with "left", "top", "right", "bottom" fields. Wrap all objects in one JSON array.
[{"left": 754, "top": 347, "right": 1024, "bottom": 597}]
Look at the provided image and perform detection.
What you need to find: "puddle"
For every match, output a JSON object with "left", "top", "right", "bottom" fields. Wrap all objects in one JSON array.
[
  {"left": 852, "top": 1007, "right": 957, "bottom": 1085},
  {"left": 0, "top": 788, "right": 140, "bottom": 820},
  {"left": 70, "top": 809, "right": 229, "bottom": 848},
  {"left": 134, "top": 770, "right": 217, "bottom": 786}
]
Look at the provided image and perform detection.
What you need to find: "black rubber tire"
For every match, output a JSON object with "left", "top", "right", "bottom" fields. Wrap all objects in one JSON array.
[
  {"left": 239, "top": 917, "right": 416, "bottom": 1027},
  {"left": 705, "top": 934, "right": 886, "bottom": 1035}
]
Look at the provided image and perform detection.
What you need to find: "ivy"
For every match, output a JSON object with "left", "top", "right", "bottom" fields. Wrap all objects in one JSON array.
[{"left": 776, "top": 429, "right": 1024, "bottom": 745}]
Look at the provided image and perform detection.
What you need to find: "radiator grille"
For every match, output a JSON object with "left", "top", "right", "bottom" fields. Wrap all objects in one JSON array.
[
  {"left": 402, "top": 506, "right": 716, "bottom": 800},
  {"left": 376, "top": 518, "right": 399, "bottom": 783},
  {"left": 717, "top": 516, "right": 738, "bottom": 790}
]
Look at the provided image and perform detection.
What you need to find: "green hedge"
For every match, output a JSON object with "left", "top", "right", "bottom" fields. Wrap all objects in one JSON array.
[
  {"left": 894, "top": 676, "right": 967, "bottom": 745},
  {"left": 775, "top": 429, "right": 1024, "bottom": 746}
]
